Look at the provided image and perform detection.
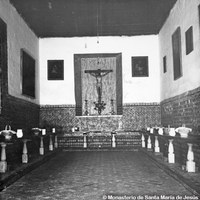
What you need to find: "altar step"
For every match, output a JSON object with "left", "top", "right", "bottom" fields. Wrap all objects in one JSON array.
[{"left": 58, "top": 134, "right": 141, "bottom": 150}]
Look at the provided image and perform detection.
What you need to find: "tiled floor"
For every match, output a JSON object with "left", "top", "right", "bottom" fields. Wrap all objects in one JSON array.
[{"left": 0, "top": 151, "right": 197, "bottom": 200}]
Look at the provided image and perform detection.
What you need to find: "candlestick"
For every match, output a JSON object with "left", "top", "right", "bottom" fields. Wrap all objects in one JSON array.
[
  {"left": 110, "top": 99, "right": 115, "bottom": 115},
  {"left": 84, "top": 100, "right": 89, "bottom": 116}
]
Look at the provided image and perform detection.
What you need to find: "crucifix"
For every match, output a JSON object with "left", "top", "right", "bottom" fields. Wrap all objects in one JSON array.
[{"left": 85, "top": 68, "right": 113, "bottom": 115}]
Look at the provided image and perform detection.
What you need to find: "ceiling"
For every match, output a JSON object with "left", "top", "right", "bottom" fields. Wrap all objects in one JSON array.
[{"left": 10, "top": 0, "right": 177, "bottom": 38}]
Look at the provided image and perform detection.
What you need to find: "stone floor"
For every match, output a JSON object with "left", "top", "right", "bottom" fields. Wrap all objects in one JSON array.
[
  {"left": 142, "top": 149, "right": 200, "bottom": 196},
  {"left": 0, "top": 151, "right": 199, "bottom": 200}
]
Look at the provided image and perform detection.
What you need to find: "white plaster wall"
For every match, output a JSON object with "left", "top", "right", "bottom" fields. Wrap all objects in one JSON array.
[
  {"left": 159, "top": 0, "right": 200, "bottom": 101},
  {"left": 0, "top": 0, "right": 39, "bottom": 103},
  {"left": 39, "top": 35, "right": 160, "bottom": 105}
]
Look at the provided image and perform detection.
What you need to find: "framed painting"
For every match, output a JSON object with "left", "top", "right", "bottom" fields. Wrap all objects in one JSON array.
[
  {"left": 132, "top": 56, "right": 149, "bottom": 77},
  {"left": 48, "top": 60, "right": 64, "bottom": 80},
  {"left": 185, "top": 26, "right": 193, "bottom": 55},
  {"left": 21, "top": 49, "right": 35, "bottom": 98},
  {"left": 172, "top": 27, "right": 182, "bottom": 80}
]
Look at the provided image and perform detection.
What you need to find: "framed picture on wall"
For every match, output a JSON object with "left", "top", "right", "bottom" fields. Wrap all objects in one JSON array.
[
  {"left": 132, "top": 56, "right": 149, "bottom": 77},
  {"left": 172, "top": 27, "right": 182, "bottom": 80},
  {"left": 21, "top": 49, "right": 35, "bottom": 98},
  {"left": 48, "top": 60, "right": 64, "bottom": 80}
]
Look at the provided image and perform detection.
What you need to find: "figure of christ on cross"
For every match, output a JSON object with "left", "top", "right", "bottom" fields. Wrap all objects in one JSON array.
[
  {"left": 85, "top": 68, "right": 113, "bottom": 102},
  {"left": 85, "top": 68, "right": 113, "bottom": 114}
]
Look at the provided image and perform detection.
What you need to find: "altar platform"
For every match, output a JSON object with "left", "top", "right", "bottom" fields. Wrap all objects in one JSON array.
[
  {"left": 75, "top": 115, "right": 123, "bottom": 132},
  {"left": 58, "top": 130, "right": 142, "bottom": 150}
]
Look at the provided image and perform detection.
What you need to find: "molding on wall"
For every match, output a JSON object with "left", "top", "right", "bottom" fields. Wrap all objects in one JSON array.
[
  {"left": 40, "top": 104, "right": 76, "bottom": 109},
  {"left": 123, "top": 102, "right": 160, "bottom": 107},
  {"left": 40, "top": 102, "right": 160, "bottom": 109}
]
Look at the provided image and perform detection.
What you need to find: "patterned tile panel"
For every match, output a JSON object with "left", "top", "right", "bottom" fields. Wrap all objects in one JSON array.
[
  {"left": 39, "top": 105, "right": 76, "bottom": 132},
  {"left": 161, "top": 86, "right": 200, "bottom": 134},
  {"left": 0, "top": 95, "right": 39, "bottom": 134},
  {"left": 40, "top": 103, "right": 161, "bottom": 133},
  {"left": 122, "top": 103, "right": 161, "bottom": 130}
]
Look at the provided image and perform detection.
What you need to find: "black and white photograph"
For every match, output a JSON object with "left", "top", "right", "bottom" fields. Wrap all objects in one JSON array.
[{"left": 0, "top": 0, "right": 200, "bottom": 199}]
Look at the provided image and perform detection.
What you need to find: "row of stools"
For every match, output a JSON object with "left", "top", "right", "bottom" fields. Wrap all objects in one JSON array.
[
  {"left": 141, "top": 133, "right": 196, "bottom": 173},
  {"left": 0, "top": 131, "right": 58, "bottom": 173}
]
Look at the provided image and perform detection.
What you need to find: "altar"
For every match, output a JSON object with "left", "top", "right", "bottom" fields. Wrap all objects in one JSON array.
[
  {"left": 73, "top": 54, "right": 124, "bottom": 133},
  {"left": 59, "top": 130, "right": 141, "bottom": 150},
  {"left": 75, "top": 115, "right": 123, "bottom": 132}
]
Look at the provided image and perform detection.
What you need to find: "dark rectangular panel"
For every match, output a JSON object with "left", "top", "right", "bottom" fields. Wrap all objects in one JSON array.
[
  {"left": 132, "top": 56, "right": 149, "bottom": 77},
  {"left": 185, "top": 26, "right": 193, "bottom": 55},
  {"left": 21, "top": 50, "right": 35, "bottom": 98},
  {"left": 47, "top": 60, "right": 64, "bottom": 80},
  {"left": 172, "top": 27, "right": 182, "bottom": 80},
  {"left": 0, "top": 18, "right": 8, "bottom": 96},
  {"left": 163, "top": 56, "right": 167, "bottom": 73}
]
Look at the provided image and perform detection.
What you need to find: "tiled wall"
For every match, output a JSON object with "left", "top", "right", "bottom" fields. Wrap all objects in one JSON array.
[
  {"left": 161, "top": 86, "right": 200, "bottom": 134},
  {"left": 39, "top": 105, "right": 76, "bottom": 133},
  {"left": 122, "top": 103, "right": 161, "bottom": 130},
  {"left": 0, "top": 94, "right": 39, "bottom": 135},
  {"left": 39, "top": 103, "right": 161, "bottom": 133}
]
